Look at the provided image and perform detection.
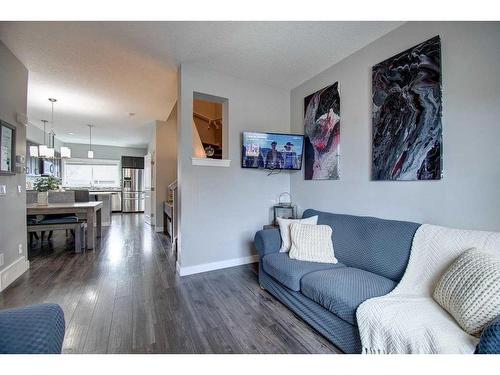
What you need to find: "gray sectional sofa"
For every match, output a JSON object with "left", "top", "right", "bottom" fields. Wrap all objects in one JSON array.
[{"left": 254, "top": 209, "right": 420, "bottom": 353}]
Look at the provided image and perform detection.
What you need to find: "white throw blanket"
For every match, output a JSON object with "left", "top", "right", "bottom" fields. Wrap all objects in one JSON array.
[{"left": 356, "top": 224, "right": 500, "bottom": 354}]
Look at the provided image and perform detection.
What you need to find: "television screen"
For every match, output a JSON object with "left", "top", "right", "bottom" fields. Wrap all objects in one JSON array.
[{"left": 242, "top": 132, "right": 304, "bottom": 170}]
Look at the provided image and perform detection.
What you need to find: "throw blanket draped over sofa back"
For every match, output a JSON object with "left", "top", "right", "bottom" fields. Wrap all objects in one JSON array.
[{"left": 356, "top": 224, "right": 500, "bottom": 354}]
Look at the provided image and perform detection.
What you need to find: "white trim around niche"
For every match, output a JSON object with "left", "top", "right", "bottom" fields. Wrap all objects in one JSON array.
[{"left": 191, "top": 157, "right": 231, "bottom": 167}]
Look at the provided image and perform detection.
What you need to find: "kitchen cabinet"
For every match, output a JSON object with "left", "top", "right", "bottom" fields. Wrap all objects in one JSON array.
[{"left": 121, "top": 156, "right": 144, "bottom": 169}]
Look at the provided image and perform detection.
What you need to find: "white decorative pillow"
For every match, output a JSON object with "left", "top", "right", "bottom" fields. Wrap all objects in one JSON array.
[
  {"left": 433, "top": 248, "right": 500, "bottom": 336},
  {"left": 288, "top": 223, "right": 337, "bottom": 264},
  {"left": 277, "top": 215, "right": 318, "bottom": 252}
]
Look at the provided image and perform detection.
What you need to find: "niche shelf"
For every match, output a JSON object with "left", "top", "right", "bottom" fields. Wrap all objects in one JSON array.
[{"left": 191, "top": 157, "right": 231, "bottom": 167}]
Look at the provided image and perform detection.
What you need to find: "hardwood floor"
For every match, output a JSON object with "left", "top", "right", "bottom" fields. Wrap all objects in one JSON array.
[{"left": 0, "top": 213, "right": 341, "bottom": 354}]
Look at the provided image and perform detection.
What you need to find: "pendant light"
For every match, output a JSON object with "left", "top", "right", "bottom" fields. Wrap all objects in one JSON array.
[
  {"left": 37, "top": 98, "right": 71, "bottom": 159},
  {"left": 60, "top": 146, "right": 71, "bottom": 159},
  {"left": 59, "top": 98, "right": 72, "bottom": 160},
  {"left": 87, "top": 124, "right": 94, "bottom": 158},
  {"left": 46, "top": 98, "right": 57, "bottom": 158},
  {"left": 38, "top": 119, "right": 50, "bottom": 158},
  {"left": 29, "top": 145, "right": 39, "bottom": 158}
]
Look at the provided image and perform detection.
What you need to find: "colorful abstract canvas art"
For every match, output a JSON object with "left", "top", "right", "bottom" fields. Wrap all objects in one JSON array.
[
  {"left": 304, "top": 82, "right": 340, "bottom": 180},
  {"left": 372, "top": 35, "right": 442, "bottom": 181}
]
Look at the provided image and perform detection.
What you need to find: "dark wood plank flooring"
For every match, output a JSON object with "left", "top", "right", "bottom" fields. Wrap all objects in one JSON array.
[{"left": 0, "top": 213, "right": 340, "bottom": 354}]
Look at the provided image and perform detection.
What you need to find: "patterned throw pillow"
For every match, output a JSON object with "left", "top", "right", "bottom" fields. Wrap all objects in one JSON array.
[
  {"left": 288, "top": 223, "right": 337, "bottom": 264},
  {"left": 433, "top": 248, "right": 500, "bottom": 336},
  {"left": 277, "top": 215, "right": 318, "bottom": 252}
]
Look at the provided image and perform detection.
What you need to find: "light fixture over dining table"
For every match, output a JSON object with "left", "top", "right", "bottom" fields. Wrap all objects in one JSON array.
[
  {"left": 30, "top": 98, "right": 71, "bottom": 159},
  {"left": 87, "top": 124, "right": 94, "bottom": 158}
]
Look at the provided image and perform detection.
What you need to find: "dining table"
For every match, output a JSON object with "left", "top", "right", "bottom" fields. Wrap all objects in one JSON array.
[{"left": 26, "top": 201, "right": 103, "bottom": 250}]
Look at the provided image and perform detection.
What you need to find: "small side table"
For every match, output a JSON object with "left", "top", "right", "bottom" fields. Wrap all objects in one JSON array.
[{"left": 263, "top": 224, "right": 278, "bottom": 230}]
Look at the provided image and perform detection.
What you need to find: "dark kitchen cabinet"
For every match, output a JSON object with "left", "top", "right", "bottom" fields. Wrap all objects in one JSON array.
[
  {"left": 121, "top": 156, "right": 144, "bottom": 169},
  {"left": 134, "top": 157, "right": 144, "bottom": 169},
  {"left": 121, "top": 156, "right": 133, "bottom": 168}
]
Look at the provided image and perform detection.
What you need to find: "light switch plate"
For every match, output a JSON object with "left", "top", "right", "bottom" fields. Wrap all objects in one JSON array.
[
  {"left": 0, "top": 253, "right": 4, "bottom": 267},
  {"left": 0, "top": 185, "right": 6, "bottom": 195},
  {"left": 17, "top": 185, "right": 22, "bottom": 194},
  {"left": 18, "top": 244, "right": 23, "bottom": 255}
]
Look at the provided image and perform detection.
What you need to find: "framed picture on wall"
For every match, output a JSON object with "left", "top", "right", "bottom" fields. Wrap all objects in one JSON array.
[
  {"left": 371, "top": 36, "right": 442, "bottom": 181},
  {"left": 303, "top": 82, "right": 341, "bottom": 180},
  {"left": 0, "top": 120, "right": 16, "bottom": 175}
]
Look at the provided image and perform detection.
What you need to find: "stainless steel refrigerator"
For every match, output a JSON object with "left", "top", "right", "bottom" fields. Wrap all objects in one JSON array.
[{"left": 122, "top": 168, "right": 145, "bottom": 212}]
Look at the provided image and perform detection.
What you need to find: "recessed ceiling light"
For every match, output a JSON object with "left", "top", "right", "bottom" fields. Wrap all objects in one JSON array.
[{"left": 68, "top": 132, "right": 74, "bottom": 135}]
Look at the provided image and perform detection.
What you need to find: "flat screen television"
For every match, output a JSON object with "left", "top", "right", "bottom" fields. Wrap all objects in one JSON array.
[{"left": 242, "top": 131, "right": 304, "bottom": 170}]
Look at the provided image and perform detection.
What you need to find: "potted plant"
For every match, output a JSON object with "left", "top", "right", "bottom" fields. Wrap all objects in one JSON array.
[{"left": 33, "top": 176, "right": 60, "bottom": 205}]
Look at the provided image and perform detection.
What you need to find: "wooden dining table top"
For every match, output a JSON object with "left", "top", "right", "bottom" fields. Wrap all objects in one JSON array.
[{"left": 27, "top": 201, "right": 103, "bottom": 212}]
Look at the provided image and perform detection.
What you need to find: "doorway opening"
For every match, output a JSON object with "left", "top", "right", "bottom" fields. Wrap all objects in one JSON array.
[{"left": 192, "top": 92, "right": 228, "bottom": 160}]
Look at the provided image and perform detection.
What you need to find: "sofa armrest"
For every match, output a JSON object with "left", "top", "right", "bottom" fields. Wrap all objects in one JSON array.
[
  {"left": 254, "top": 228, "right": 281, "bottom": 258},
  {"left": 476, "top": 315, "right": 500, "bottom": 354},
  {"left": 0, "top": 303, "right": 65, "bottom": 354}
]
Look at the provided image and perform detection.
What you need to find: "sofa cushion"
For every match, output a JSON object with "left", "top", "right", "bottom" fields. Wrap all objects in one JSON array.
[
  {"left": 476, "top": 315, "right": 500, "bottom": 354},
  {"left": 301, "top": 267, "right": 396, "bottom": 325},
  {"left": 39, "top": 215, "right": 79, "bottom": 224},
  {"left": 262, "top": 253, "right": 345, "bottom": 291},
  {"left": 433, "top": 248, "right": 500, "bottom": 336},
  {"left": 277, "top": 215, "right": 318, "bottom": 252},
  {"left": 302, "top": 209, "right": 420, "bottom": 281},
  {"left": 289, "top": 223, "right": 337, "bottom": 264},
  {"left": 0, "top": 303, "right": 65, "bottom": 354},
  {"left": 27, "top": 216, "right": 39, "bottom": 225}
]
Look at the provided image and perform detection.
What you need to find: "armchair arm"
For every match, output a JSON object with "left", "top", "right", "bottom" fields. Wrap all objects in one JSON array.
[
  {"left": 476, "top": 315, "right": 500, "bottom": 354},
  {"left": 0, "top": 303, "right": 65, "bottom": 354},
  {"left": 254, "top": 228, "right": 281, "bottom": 258}
]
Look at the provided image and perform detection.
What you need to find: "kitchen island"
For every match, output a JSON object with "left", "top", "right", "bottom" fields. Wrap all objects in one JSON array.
[{"left": 89, "top": 192, "right": 113, "bottom": 226}]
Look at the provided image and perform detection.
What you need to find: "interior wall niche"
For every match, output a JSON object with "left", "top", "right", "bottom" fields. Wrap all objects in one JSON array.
[{"left": 192, "top": 92, "right": 228, "bottom": 160}]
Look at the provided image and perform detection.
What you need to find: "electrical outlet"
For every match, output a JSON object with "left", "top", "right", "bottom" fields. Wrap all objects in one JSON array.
[
  {"left": 17, "top": 185, "right": 22, "bottom": 194},
  {"left": 18, "top": 244, "right": 23, "bottom": 255},
  {"left": 0, "top": 253, "right": 4, "bottom": 267},
  {"left": 0, "top": 185, "right": 6, "bottom": 195}
]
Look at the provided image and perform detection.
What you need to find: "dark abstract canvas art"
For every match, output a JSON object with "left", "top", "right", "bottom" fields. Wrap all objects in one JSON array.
[
  {"left": 372, "top": 35, "right": 442, "bottom": 181},
  {"left": 304, "top": 82, "right": 340, "bottom": 180}
]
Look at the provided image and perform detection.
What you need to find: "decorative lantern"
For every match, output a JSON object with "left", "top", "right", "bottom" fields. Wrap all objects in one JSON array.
[{"left": 273, "top": 192, "right": 297, "bottom": 225}]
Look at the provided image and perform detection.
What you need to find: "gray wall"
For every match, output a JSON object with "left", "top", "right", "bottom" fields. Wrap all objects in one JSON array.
[
  {"left": 63, "top": 142, "right": 147, "bottom": 160},
  {"left": 0, "top": 41, "right": 28, "bottom": 284},
  {"left": 145, "top": 117, "right": 178, "bottom": 229},
  {"left": 155, "top": 110, "right": 177, "bottom": 229},
  {"left": 290, "top": 22, "right": 500, "bottom": 231},
  {"left": 178, "top": 64, "right": 290, "bottom": 268}
]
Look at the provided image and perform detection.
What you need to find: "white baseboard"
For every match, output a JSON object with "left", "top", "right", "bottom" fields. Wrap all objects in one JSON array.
[
  {"left": 155, "top": 226, "right": 164, "bottom": 233},
  {"left": 177, "top": 254, "right": 259, "bottom": 276},
  {"left": 0, "top": 256, "right": 29, "bottom": 292}
]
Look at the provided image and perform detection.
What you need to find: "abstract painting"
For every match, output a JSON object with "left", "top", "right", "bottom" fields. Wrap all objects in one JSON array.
[
  {"left": 304, "top": 82, "right": 340, "bottom": 180},
  {"left": 372, "top": 35, "right": 442, "bottom": 181}
]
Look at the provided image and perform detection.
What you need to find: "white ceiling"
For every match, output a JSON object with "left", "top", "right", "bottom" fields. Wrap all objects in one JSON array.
[{"left": 0, "top": 21, "right": 403, "bottom": 148}]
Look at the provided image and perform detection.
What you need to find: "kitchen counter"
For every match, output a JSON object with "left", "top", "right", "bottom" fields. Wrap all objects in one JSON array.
[
  {"left": 71, "top": 188, "right": 121, "bottom": 192},
  {"left": 91, "top": 191, "right": 122, "bottom": 213},
  {"left": 89, "top": 192, "right": 113, "bottom": 226}
]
